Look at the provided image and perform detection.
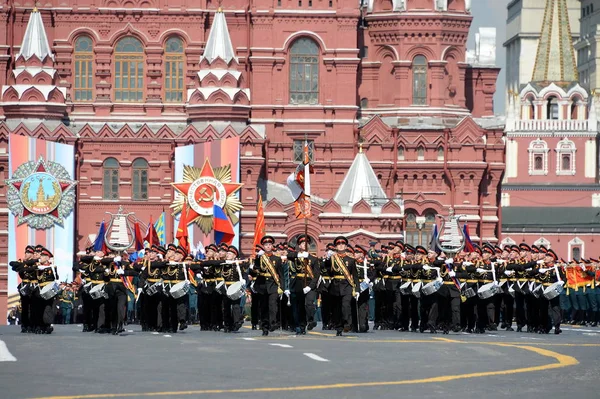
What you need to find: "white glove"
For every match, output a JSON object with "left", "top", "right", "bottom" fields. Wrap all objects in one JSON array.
[
  {"left": 401, "top": 252, "right": 406, "bottom": 259},
  {"left": 141, "top": 266, "right": 146, "bottom": 271},
  {"left": 422, "top": 265, "right": 432, "bottom": 271},
  {"left": 476, "top": 268, "right": 487, "bottom": 273},
  {"left": 116, "top": 269, "right": 124, "bottom": 275},
  {"left": 537, "top": 260, "right": 544, "bottom": 265},
  {"left": 462, "top": 261, "right": 473, "bottom": 266},
  {"left": 114, "top": 256, "right": 122, "bottom": 263},
  {"left": 385, "top": 266, "right": 393, "bottom": 273},
  {"left": 363, "top": 278, "right": 370, "bottom": 285},
  {"left": 93, "top": 256, "right": 101, "bottom": 261},
  {"left": 81, "top": 278, "right": 86, "bottom": 285},
  {"left": 538, "top": 268, "right": 549, "bottom": 273},
  {"left": 225, "top": 260, "right": 235, "bottom": 264},
  {"left": 449, "top": 271, "right": 456, "bottom": 278},
  {"left": 281, "top": 255, "right": 288, "bottom": 261},
  {"left": 436, "top": 277, "right": 443, "bottom": 283},
  {"left": 249, "top": 264, "right": 254, "bottom": 270},
  {"left": 303, "top": 286, "right": 311, "bottom": 294},
  {"left": 504, "top": 270, "right": 514, "bottom": 276},
  {"left": 445, "top": 258, "right": 454, "bottom": 265},
  {"left": 257, "top": 250, "right": 265, "bottom": 256},
  {"left": 354, "top": 292, "right": 360, "bottom": 300},
  {"left": 56, "top": 305, "right": 60, "bottom": 309},
  {"left": 284, "top": 290, "right": 290, "bottom": 296},
  {"left": 298, "top": 252, "right": 309, "bottom": 259},
  {"left": 580, "top": 264, "right": 586, "bottom": 271},
  {"left": 496, "top": 259, "right": 506, "bottom": 264},
  {"left": 326, "top": 250, "right": 334, "bottom": 259},
  {"left": 196, "top": 273, "right": 203, "bottom": 279}
]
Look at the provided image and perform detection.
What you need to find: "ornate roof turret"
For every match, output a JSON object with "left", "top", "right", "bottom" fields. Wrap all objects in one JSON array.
[
  {"left": 334, "top": 145, "right": 387, "bottom": 212},
  {"left": 0, "top": 8, "right": 66, "bottom": 120},
  {"left": 531, "top": 0, "right": 578, "bottom": 85},
  {"left": 187, "top": 8, "right": 250, "bottom": 122}
]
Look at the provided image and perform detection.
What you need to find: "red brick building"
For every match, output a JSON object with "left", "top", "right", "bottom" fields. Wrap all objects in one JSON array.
[{"left": 0, "top": 1, "right": 503, "bottom": 320}]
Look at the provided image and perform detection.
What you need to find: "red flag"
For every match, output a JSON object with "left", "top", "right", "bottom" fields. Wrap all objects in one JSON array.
[
  {"left": 176, "top": 202, "right": 190, "bottom": 252},
  {"left": 252, "top": 194, "right": 266, "bottom": 254},
  {"left": 134, "top": 222, "right": 144, "bottom": 251},
  {"left": 287, "top": 141, "right": 312, "bottom": 219},
  {"left": 144, "top": 216, "right": 159, "bottom": 247}
]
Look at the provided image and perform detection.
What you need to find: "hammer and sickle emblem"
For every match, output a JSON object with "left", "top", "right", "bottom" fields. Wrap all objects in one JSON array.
[{"left": 197, "top": 185, "right": 215, "bottom": 203}]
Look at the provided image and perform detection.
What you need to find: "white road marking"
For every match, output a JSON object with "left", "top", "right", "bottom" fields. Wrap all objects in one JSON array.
[
  {"left": 127, "top": 330, "right": 133, "bottom": 333},
  {"left": 243, "top": 338, "right": 256, "bottom": 341},
  {"left": 163, "top": 334, "right": 172, "bottom": 338},
  {"left": 0, "top": 340, "right": 17, "bottom": 362},
  {"left": 303, "top": 353, "right": 329, "bottom": 362},
  {"left": 562, "top": 328, "right": 596, "bottom": 333},
  {"left": 269, "top": 343, "right": 293, "bottom": 348},
  {"left": 583, "top": 333, "right": 598, "bottom": 336},
  {"left": 151, "top": 332, "right": 159, "bottom": 335}
]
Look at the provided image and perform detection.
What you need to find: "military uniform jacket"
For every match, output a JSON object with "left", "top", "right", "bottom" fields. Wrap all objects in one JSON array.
[
  {"left": 250, "top": 254, "right": 284, "bottom": 295},
  {"left": 324, "top": 253, "right": 359, "bottom": 296},
  {"left": 287, "top": 252, "right": 320, "bottom": 293}
]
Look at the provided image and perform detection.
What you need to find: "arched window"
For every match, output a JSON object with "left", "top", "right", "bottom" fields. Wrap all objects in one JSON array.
[
  {"left": 556, "top": 137, "right": 576, "bottom": 175},
  {"left": 404, "top": 211, "right": 418, "bottom": 247},
  {"left": 546, "top": 96, "right": 559, "bottom": 120},
  {"left": 397, "top": 146, "right": 405, "bottom": 160},
  {"left": 528, "top": 138, "right": 548, "bottom": 175},
  {"left": 437, "top": 146, "right": 444, "bottom": 160},
  {"left": 412, "top": 55, "right": 428, "bottom": 105},
  {"left": 421, "top": 211, "right": 436, "bottom": 247},
  {"left": 132, "top": 158, "right": 148, "bottom": 201},
  {"left": 360, "top": 98, "right": 369, "bottom": 109},
  {"left": 164, "top": 37, "right": 184, "bottom": 102},
  {"left": 115, "top": 37, "right": 144, "bottom": 102},
  {"left": 103, "top": 158, "right": 119, "bottom": 200},
  {"left": 289, "top": 38, "right": 319, "bottom": 105},
  {"left": 417, "top": 146, "right": 425, "bottom": 161},
  {"left": 74, "top": 36, "right": 94, "bottom": 101}
]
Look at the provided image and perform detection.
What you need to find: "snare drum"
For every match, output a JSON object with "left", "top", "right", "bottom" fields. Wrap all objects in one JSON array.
[
  {"left": 40, "top": 282, "right": 60, "bottom": 300},
  {"left": 359, "top": 280, "right": 370, "bottom": 293},
  {"left": 477, "top": 282, "right": 499, "bottom": 300},
  {"left": 83, "top": 282, "right": 92, "bottom": 294},
  {"left": 530, "top": 283, "right": 542, "bottom": 298},
  {"left": 422, "top": 280, "right": 442, "bottom": 296},
  {"left": 543, "top": 281, "right": 564, "bottom": 300},
  {"left": 89, "top": 283, "right": 108, "bottom": 300},
  {"left": 170, "top": 281, "right": 190, "bottom": 299},
  {"left": 399, "top": 281, "right": 412, "bottom": 295},
  {"left": 226, "top": 281, "right": 245, "bottom": 300},
  {"left": 411, "top": 281, "right": 422, "bottom": 298}
]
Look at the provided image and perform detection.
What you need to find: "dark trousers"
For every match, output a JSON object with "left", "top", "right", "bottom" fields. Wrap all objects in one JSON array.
[
  {"left": 165, "top": 294, "right": 187, "bottom": 331},
  {"left": 198, "top": 291, "right": 213, "bottom": 328},
  {"left": 20, "top": 294, "right": 32, "bottom": 329},
  {"left": 291, "top": 290, "right": 317, "bottom": 330},
  {"left": 440, "top": 294, "right": 461, "bottom": 330},
  {"left": 462, "top": 296, "right": 477, "bottom": 330},
  {"left": 82, "top": 290, "right": 95, "bottom": 329},
  {"left": 355, "top": 290, "right": 370, "bottom": 332},
  {"left": 331, "top": 292, "right": 352, "bottom": 332},
  {"left": 32, "top": 295, "right": 54, "bottom": 330},
  {"left": 320, "top": 291, "right": 333, "bottom": 328},
  {"left": 106, "top": 284, "right": 127, "bottom": 332},
  {"left": 502, "top": 293, "right": 515, "bottom": 327},
  {"left": 145, "top": 292, "right": 161, "bottom": 330},
  {"left": 223, "top": 296, "right": 242, "bottom": 330},
  {"left": 400, "top": 294, "right": 419, "bottom": 330},
  {"left": 526, "top": 295, "right": 539, "bottom": 331},
  {"left": 421, "top": 293, "right": 439, "bottom": 330},
  {"left": 477, "top": 296, "right": 495, "bottom": 330},
  {"left": 251, "top": 291, "right": 261, "bottom": 326},
  {"left": 374, "top": 290, "right": 386, "bottom": 327},
  {"left": 515, "top": 292, "right": 527, "bottom": 328},
  {"left": 257, "top": 292, "right": 279, "bottom": 331}
]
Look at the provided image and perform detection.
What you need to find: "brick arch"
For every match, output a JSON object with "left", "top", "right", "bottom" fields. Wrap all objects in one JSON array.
[
  {"left": 233, "top": 91, "right": 250, "bottom": 105},
  {"left": 221, "top": 74, "right": 238, "bottom": 87},
  {"left": 21, "top": 87, "right": 46, "bottom": 102},
  {"left": 404, "top": 45, "right": 436, "bottom": 62},
  {"left": 107, "top": 24, "right": 150, "bottom": 48},
  {"left": 66, "top": 28, "right": 101, "bottom": 45},
  {"left": 375, "top": 45, "right": 399, "bottom": 62},
  {"left": 206, "top": 89, "right": 232, "bottom": 104},
  {"left": 33, "top": 72, "right": 53, "bottom": 85},
  {"left": 188, "top": 90, "right": 205, "bottom": 104},
  {"left": 48, "top": 88, "right": 66, "bottom": 103},
  {"left": 282, "top": 31, "right": 327, "bottom": 54},
  {"left": 158, "top": 30, "right": 192, "bottom": 47}
]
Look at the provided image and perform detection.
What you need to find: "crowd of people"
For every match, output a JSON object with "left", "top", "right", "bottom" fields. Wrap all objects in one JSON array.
[{"left": 9, "top": 237, "right": 600, "bottom": 336}]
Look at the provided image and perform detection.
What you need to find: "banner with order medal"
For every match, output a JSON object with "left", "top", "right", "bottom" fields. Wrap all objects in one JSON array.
[
  {"left": 5, "top": 134, "right": 77, "bottom": 295},
  {"left": 172, "top": 137, "right": 242, "bottom": 248}
]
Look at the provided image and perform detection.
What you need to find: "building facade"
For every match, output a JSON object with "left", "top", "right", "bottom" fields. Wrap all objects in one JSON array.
[
  {"left": 503, "top": 0, "right": 600, "bottom": 260},
  {"left": 0, "top": 0, "right": 503, "bottom": 319},
  {"left": 575, "top": 0, "right": 600, "bottom": 92}
]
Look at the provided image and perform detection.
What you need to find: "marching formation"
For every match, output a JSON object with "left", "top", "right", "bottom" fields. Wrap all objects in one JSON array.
[{"left": 10, "top": 238, "right": 600, "bottom": 336}]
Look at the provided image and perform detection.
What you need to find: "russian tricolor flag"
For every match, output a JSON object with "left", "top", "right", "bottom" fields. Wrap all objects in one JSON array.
[{"left": 213, "top": 204, "right": 235, "bottom": 245}]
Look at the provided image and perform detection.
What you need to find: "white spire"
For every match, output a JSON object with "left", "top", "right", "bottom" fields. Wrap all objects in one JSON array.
[
  {"left": 201, "top": 8, "right": 237, "bottom": 64},
  {"left": 17, "top": 7, "right": 54, "bottom": 61},
  {"left": 334, "top": 145, "right": 387, "bottom": 211}
]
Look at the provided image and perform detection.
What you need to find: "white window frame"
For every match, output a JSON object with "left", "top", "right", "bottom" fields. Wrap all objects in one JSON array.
[
  {"left": 556, "top": 137, "right": 576, "bottom": 176},
  {"left": 528, "top": 138, "right": 549, "bottom": 175},
  {"left": 568, "top": 237, "right": 584, "bottom": 262}
]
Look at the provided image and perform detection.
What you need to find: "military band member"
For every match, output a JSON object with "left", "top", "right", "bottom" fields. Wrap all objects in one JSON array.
[
  {"left": 162, "top": 246, "right": 189, "bottom": 333},
  {"left": 319, "top": 243, "right": 335, "bottom": 330},
  {"left": 353, "top": 244, "right": 373, "bottom": 333},
  {"left": 324, "top": 236, "right": 359, "bottom": 336},
  {"left": 34, "top": 247, "right": 58, "bottom": 334},
  {"left": 249, "top": 235, "right": 284, "bottom": 336},
  {"left": 287, "top": 235, "right": 320, "bottom": 335},
  {"left": 9, "top": 245, "right": 37, "bottom": 333},
  {"left": 221, "top": 245, "right": 247, "bottom": 332}
]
